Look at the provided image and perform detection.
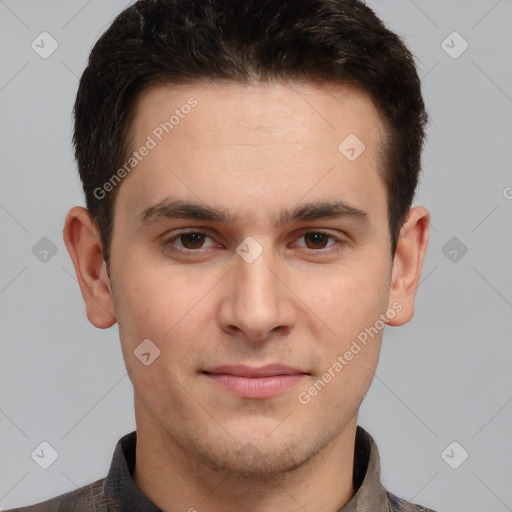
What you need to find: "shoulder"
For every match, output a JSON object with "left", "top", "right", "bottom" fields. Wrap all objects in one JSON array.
[
  {"left": 386, "top": 490, "right": 438, "bottom": 512},
  {"left": 2, "top": 478, "right": 107, "bottom": 512}
]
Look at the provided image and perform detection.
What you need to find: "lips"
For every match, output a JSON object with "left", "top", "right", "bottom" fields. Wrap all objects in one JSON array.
[
  {"left": 202, "top": 364, "right": 307, "bottom": 398},
  {"left": 204, "top": 364, "right": 304, "bottom": 377}
]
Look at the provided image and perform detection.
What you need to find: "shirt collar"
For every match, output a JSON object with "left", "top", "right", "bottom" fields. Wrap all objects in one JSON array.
[
  {"left": 102, "top": 430, "right": 162, "bottom": 511},
  {"left": 102, "top": 425, "right": 388, "bottom": 511},
  {"left": 340, "top": 426, "right": 389, "bottom": 511}
]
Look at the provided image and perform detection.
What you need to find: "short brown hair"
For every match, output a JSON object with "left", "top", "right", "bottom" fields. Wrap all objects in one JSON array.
[{"left": 73, "top": 0, "right": 427, "bottom": 267}]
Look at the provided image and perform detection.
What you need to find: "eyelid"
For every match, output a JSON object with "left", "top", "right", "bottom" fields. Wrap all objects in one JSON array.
[
  {"left": 160, "top": 228, "right": 347, "bottom": 255},
  {"left": 163, "top": 229, "right": 220, "bottom": 252},
  {"left": 291, "top": 230, "right": 346, "bottom": 251}
]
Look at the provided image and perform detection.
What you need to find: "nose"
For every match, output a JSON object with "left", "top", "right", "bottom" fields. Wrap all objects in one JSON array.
[{"left": 217, "top": 247, "right": 296, "bottom": 345}]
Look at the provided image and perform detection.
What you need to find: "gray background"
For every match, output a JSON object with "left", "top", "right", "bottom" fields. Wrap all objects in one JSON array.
[{"left": 0, "top": 1, "right": 511, "bottom": 511}]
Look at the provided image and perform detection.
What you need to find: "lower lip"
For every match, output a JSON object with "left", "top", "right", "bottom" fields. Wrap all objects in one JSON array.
[{"left": 204, "top": 373, "right": 306, "bottom": 398}]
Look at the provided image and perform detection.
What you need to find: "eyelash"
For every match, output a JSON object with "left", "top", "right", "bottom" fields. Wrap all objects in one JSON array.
[{"left": 162, "top": 230, "right": 346, "bottom": 255}]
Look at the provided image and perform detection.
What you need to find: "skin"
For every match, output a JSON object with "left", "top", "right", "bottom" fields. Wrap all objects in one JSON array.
[{"left": 63, "top": 81, "right": 429, "bottom": 512}]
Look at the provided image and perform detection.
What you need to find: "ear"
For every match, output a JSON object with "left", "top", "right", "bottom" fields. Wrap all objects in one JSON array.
[
  {"left": 386, "top": 206, "right": 430, "bottom": 326},
  {"left": 63, "top": 206, "right": 116, "bottom": 329}
]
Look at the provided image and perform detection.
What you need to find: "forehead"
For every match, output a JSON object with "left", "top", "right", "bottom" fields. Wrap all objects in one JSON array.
[
  {"left": 131, "top": 80, "right": 384, "bottom": 147},
  {"left": 118, "top": 80, "right": 388, "bottom": 227}
]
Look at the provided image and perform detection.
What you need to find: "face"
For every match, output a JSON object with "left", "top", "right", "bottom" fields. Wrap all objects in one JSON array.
[{"left": 102, "top": 81, "right": 398, "bottom": 474}]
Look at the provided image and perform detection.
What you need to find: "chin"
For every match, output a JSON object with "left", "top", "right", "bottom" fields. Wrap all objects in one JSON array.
[{"left": 188, "top": 426, "right": 328, "bottom": 478}]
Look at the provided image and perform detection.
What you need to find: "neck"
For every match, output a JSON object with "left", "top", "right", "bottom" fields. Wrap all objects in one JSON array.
[{"left": 132, "top": 400, "right": 358, "bottom": 512}]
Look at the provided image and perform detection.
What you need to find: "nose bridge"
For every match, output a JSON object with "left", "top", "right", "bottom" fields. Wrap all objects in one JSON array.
[
  {"left": 237, "top": 250, "right": 276, "bottom": 307},
  {"left": 219, "top": 243, "right": 295, "bottom": 341}
]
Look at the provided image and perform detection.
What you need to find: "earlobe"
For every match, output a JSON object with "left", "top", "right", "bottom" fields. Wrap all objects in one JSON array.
[
  {"left": 63, "top": 206, "right": 117, "bottom": 329},
  {"left": 386, "top": 206, "right": 430, "bottom": 327}
]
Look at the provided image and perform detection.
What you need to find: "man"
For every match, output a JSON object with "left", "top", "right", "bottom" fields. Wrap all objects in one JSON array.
[{"left": 7, "top": 0, "right": 435, "bottom": 510}]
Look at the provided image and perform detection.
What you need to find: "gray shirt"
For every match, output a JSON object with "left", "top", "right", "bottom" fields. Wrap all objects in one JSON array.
[{"left": 5, "top": 426, "right": 437, "bottom": 511}]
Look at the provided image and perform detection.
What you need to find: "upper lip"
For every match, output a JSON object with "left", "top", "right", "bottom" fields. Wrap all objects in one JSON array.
[{"left": 203, "top": 364, "right": 306, "bottom": 377}]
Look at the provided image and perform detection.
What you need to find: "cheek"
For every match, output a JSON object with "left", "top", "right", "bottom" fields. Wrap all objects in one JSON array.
[
  {"left": 112, "top": 259, "right": 215, "bottom": 381},
  {"left": 292, "top": 261, "right": 388, "bottom": 407},
  {"left": 115, "top": 272, "right": 200, "bottom": 414},
  {"left": 298, "top": 261, "right": 390, "bottom": 341},
  {"left": 112, "top": 256, "right": 205, "bottom": 340}
]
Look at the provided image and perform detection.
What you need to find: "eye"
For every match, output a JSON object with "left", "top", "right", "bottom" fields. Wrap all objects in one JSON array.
[
  {"left": 165, "top": 231, "right": 217, "bottom": 251},
  {"left": 294, "top": 231, "right": 340, "bottom": 251}
]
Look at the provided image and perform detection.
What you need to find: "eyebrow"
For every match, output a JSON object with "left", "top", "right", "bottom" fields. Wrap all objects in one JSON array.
[{"left": 137, "top": 198, "right": 369, "bottom": 227}]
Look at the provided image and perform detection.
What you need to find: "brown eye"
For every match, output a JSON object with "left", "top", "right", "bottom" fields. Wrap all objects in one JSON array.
[
  {"left": 304, "top": 232, "right": 330, "bottom": 249},
  {"left": 163, "top": 231, "right": 219, "bottom": 255},
  {"left": 179, "top": 233, "right": 206, "bottom": 249}
]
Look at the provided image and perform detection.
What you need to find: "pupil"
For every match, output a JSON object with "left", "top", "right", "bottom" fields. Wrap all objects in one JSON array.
[
  {"left": 306, "top": 233, "right": 327, "bottom": 249},
  {"left": 183, "top": 233, "right": 204, "bottom": 249}
]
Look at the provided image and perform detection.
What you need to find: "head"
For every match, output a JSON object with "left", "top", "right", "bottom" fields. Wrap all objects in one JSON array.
[{"left": 64, "top": 0, "right": 429, "bottom": 477}]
